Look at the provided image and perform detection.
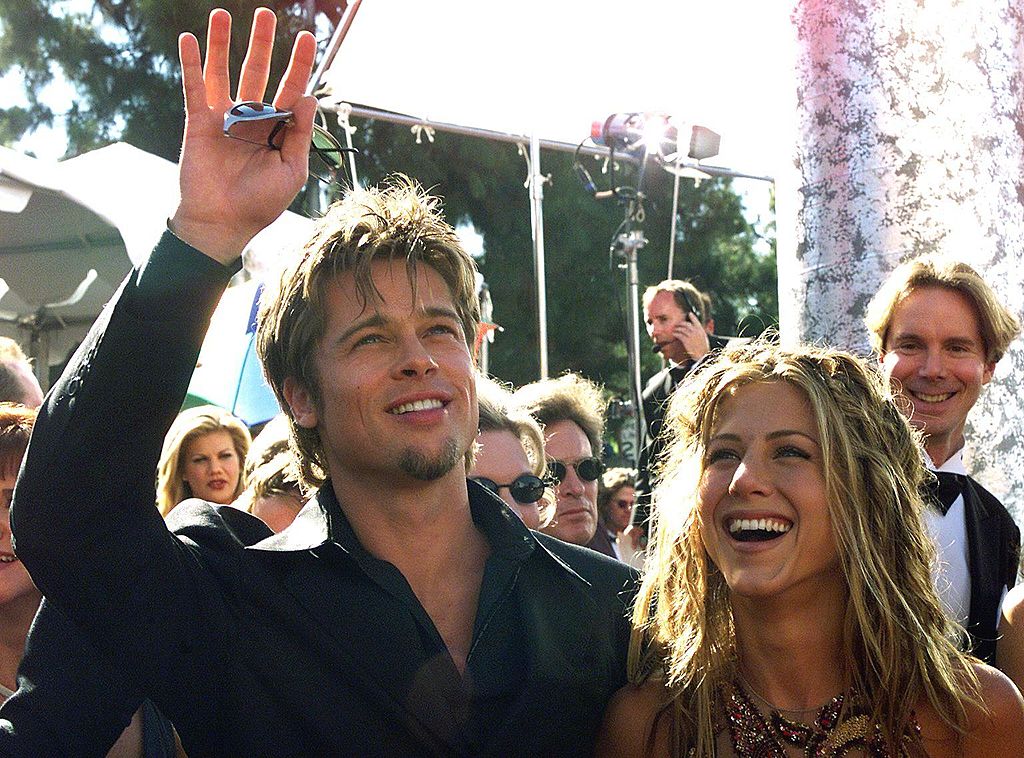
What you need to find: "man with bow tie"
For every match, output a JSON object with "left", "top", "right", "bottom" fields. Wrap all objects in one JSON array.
[{"left": 866, "top": 255, "right": 1021, "bottom": 664}]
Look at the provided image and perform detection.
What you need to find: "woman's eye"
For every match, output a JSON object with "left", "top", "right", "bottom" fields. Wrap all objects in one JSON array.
[
  {"left": 706, "top": 448, "right": 738, "bottom": 464},
  {"left": 776, "top": 445, "right": 810, "bottom": 460}
]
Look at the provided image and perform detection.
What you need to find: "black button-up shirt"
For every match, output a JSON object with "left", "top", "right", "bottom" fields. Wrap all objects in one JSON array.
[{"left": 8, "top": 231, "right": 638, "bottom": 756}]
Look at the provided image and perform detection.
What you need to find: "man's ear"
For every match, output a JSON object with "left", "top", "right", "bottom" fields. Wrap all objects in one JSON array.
[
  {"left": 982, "top": 360, "right": 996, "bottom": 386},
  {"left": 283, "top": 377, "right": 318, "bottom": 429}
]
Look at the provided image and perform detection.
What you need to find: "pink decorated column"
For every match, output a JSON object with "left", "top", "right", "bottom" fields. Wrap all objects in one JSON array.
[{"left": 777, "top": 0, "right": 1024, "bottom": 516}]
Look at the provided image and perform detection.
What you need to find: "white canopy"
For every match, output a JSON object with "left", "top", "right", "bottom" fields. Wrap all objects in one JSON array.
[{"left": 0, "top": 143, "right": 313, "bottom": 383}]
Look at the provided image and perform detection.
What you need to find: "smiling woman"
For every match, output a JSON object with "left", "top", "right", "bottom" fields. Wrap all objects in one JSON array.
[{"left": 596, "top": 341, "right": 1024, "bottom": 758}]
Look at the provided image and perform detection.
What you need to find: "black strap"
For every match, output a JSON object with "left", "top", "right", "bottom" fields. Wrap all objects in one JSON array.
[{"left": 923, "top": 471, "right": 967, "bottom": 516}]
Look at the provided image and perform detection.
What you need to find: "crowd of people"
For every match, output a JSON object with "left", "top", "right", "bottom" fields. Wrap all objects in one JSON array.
[{"left": 0, "top": 6, "right": 1022, "bottom": 756}]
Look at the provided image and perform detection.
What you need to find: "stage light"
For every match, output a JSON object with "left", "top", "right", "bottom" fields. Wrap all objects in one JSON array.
[{"left": 591, "top": 112, "right": 719, "bottom": 161}]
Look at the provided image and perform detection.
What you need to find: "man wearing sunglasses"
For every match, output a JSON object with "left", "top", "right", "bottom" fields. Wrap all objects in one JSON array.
[
  {"left": 5, "top": 8, "right": 636, "bottom": 757},
  {"left": 512, "top": 374, "right": 610, "bottom": 553},
  {"left": 471, "top": 375, "right": 551, "bottom": 530}
]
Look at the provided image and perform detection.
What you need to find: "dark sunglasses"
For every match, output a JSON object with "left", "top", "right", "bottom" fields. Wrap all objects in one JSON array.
[
  {"left": 546, "top": 457, "right": 604, "bottom": 484},
  {"left": 471, "top": 474, "right": 546, "bottom": 505},
  {"left": 223, "top": 101, "right": 357, "bottom": 183}
]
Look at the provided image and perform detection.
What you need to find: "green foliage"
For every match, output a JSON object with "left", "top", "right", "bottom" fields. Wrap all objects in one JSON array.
[
  {"left": 0, "top": 1, "right": 778, "bottom": 404},
  {"left": 0, "top": 0, "right": 330, "bottom": 159}
]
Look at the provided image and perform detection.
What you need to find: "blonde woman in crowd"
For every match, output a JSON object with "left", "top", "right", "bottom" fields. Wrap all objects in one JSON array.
[
  {"left": 598, "top": 342, "right": 1024, "bottom": 757},
  {"left": 156, "top": 405, "right": 250, "bottom": 516}
]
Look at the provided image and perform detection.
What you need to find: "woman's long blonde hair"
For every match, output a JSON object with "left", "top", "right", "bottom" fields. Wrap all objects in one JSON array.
[
  {"left": 156, "top": 406, "right": 251, "bottom": 517},
  {"left": 629, "top": 341, "right": 982, "bottom": 756}
]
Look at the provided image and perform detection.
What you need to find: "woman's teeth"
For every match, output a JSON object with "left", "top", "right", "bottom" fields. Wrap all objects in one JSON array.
[{"left": 727, "top": 517, "right": 792, "bottom": 542}]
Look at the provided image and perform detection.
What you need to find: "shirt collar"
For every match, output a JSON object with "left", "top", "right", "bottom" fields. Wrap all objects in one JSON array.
[
  {"left": 247, "top": 478, "right": 537, "bottom": 562},
  {"left": 924, "top": 446, "right": 967, "bottom": 475}
]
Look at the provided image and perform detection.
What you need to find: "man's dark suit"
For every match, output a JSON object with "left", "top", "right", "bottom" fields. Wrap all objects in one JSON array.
[
  {"left": 633, "top": 336, "right": 729, "bottom": 535},
  {"left": 960, "top": 476, "right": 1021, "bottom": 664},
  {"left": 633, "top": 363, "right": 689, "bottom": 534},
  {"left": 8, "top": 233, "right": 637, "bottom": 756}
]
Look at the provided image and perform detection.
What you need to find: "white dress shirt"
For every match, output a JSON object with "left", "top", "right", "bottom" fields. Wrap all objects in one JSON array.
[{"left": 923, "top": 449, "right": 971, "bottom": 629}]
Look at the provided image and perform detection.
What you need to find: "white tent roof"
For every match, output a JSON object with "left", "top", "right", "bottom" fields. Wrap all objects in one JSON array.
[{"left": 0, "top": 143, "right": 314, "bottom": 373}]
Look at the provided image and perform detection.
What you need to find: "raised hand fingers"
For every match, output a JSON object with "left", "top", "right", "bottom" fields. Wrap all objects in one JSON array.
[
  {"left": 280, "top": 95, "right": 317, "bottom": 175},
  {"left": 203, "top": 9, "right": 233, "bottom": 106},
  {"left": 178, "top": 32, "right": 206, "bottom": 118},
  {"left": 272, "top": 31, "right": 317, "bottom": 108},
  {"left": 236, "top": 7, "right": 278, "bottom": 103}
]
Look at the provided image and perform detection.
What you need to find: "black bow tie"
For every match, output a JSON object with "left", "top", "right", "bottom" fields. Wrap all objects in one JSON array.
[{"left": 923, "top": 471, "right": 967, "bottom": 516}]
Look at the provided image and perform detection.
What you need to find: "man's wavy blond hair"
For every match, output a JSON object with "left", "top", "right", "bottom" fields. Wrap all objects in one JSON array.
[
  {"left": 865, "top": 254, "right": 1020, "bottom": 363},
  {"left": 629, "top": 341, "right": 983, "bottom": 756},
  {"left": 257, "top": 177, "right": 480, "bottom": 488}
]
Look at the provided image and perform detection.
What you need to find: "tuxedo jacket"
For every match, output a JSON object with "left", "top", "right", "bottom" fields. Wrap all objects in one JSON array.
[
  {"left": 7, "top": 233, "right": 637, "bottom": 756},
  {"left": 960, "top": 476, "right": 1020, "bottom": 664},
  {"left": 633, "top": 364, "right": 689, "bottom": 533}
]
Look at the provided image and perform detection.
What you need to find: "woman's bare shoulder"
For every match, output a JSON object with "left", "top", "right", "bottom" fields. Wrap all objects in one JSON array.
[
  {"left": 918, "top": 662, "right": 1024, "bottom": 757},
  {"left": 962, "top": 662, "right": 1024, "bottom": 756},
  {"left": 596, "top": 679, "right": 673, "bottom": 758}
]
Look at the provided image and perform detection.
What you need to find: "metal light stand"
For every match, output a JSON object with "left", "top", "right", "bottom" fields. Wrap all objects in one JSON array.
[{"left": 613, "top": 212, "right": 648, "bottom": 469}]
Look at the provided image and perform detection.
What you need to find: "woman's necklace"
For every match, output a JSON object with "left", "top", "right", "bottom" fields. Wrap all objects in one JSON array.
[
  {"left": 722, "top": 678, "right": 900, "bottom": 758},
  {"left": 736, "top": 673, "right": 838, "bottom": 718}
]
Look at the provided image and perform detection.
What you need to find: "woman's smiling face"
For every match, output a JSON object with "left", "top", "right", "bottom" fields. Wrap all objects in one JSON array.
[{"left": 698, "top": 380, "right": 840, "bottom": 600}]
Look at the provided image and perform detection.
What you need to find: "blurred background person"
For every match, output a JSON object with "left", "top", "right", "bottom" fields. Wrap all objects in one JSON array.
[
  {"left": 234, "top": 414, "right": 305, "bottom": 534},
  {"left": 156, "top": 405, "right": 250, "bottom": 517},
  {"left": 0, "top": 340, "right": 43, "bottom": 409},
  {"left": 635, "top": 280, "right": 723, "bottom": 546},
  {"left": 595, "top": 468, "right": 641, "bottom": 567},
  {"left": 472, "top": 375, "right": 553, "bottom": 530},
  {"left": 513, "top": 373, "right": 607, "bottom": 551},
  {"left": 0, "top": 405, "right": 41, "bottom": 704},
  {"left": 867, "top": 255, "right": 1021, "bottom": 665}
]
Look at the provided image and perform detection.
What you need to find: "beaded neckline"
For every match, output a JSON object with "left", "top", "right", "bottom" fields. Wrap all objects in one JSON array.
[{"left": 721, "top": 679, "right": 916, "bottom": 757}]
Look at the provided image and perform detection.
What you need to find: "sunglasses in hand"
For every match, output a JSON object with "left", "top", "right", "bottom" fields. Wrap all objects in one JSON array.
[
  {"left": 546, "top": 457, "right": 604, "bottom": 484},
  {"left": 471, "top": 474, "right": 547, "bottom": 505},
  {"left": 223, "top": 101, "right": 357, "bottom": 184}
]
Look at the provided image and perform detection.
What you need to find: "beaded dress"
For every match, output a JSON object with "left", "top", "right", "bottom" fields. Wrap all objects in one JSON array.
[{"left": 700, "top": 680, "right": 921, "bottom": 758}]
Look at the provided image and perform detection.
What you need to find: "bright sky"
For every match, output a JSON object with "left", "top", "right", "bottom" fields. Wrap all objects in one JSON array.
[
  {"left": 5, "top": 1, "right": 793, "bottom": 229},
  {"left": 322, "top": 0, "right": 792, "bottom": 232}
]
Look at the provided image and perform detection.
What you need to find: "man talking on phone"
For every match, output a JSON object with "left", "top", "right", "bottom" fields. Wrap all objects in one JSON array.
[{"left": 633, "top": 279, "right": 722, "bottom": 542}]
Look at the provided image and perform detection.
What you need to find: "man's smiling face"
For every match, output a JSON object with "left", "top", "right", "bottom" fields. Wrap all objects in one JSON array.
[{"left": 880, "top": 285, "right": 994, "bottom": 465}]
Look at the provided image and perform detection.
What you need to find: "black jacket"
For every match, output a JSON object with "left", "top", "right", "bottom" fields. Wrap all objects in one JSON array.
[
  {"left": 960, "top": 476, "right": 1020, "bottom": 664},
  {"left": 8, "top": 233, "right": 637, "bottom": 756}
]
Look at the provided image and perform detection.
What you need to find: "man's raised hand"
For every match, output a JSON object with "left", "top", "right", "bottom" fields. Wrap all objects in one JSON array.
[{"left": 171, "top": 7, "right": 317, "bottom": 264}]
